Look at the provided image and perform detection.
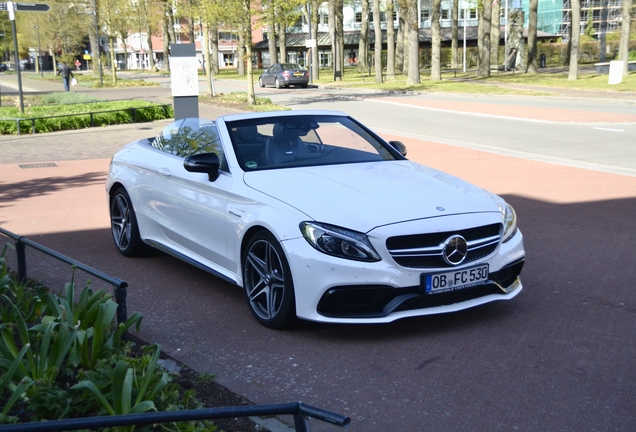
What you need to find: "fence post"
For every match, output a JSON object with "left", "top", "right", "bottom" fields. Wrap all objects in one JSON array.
[
  {"left": 132, "top": 108, "right": 136, "bottom": 123},
  {"left": 15, "top": 238, "right": 27, "bottom": 283},
  {"left": 90, "top": 112, "right": 94, "bottom": 127},
  {"left": 31, "top": 118, "right": 36, "bottom": 134},
  {"left": 114, "top": 282, "right": 129, "bottom": 340},
  {"left": 16, "top": 119, "right": 21, "bottom": 136},
  {"left": 293, "top": 414, "right": 310, "bottom": 432}
]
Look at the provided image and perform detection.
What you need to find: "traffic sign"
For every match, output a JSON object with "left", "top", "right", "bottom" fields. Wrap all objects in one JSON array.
[{"left": 0, "top": 2, "right": 51, "bottom": 12}]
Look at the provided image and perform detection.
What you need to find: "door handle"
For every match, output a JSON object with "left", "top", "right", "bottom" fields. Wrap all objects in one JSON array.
[{"left": 159, "top": 168, "right": 171, "bottom": 178}]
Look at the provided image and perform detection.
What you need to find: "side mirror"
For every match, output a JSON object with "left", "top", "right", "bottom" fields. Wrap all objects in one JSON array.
[
  {"left": 184, "top": 152, "right": 220, "bottom": 182},
  {"left": 388, "top": 141, "right": 407, "bottom": 157}
]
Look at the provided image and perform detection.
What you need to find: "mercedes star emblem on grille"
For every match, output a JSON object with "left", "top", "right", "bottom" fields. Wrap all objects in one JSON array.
[{"left": 442, "top": 235, "right": 468, "bottom": 265}]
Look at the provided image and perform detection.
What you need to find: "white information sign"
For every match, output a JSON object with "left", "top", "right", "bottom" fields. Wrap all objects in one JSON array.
[
  {"left": 608, "top": 61, "right": 623, "bottom": 85},
  {"left": 305, "top": 39, "right": 317, "bottom": 48},
  {"left": 169, "top": 57, "right": 200, "bottom": 97}
]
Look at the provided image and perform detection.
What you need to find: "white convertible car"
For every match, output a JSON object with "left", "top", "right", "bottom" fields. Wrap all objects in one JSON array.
[{"left": 107, "top": 111, "right": 525, "bottom": 328}]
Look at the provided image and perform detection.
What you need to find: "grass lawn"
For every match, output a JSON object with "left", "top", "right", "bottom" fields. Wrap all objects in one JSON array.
[{"left": 209, "top": 66, "right": 636, "bottom": 95}]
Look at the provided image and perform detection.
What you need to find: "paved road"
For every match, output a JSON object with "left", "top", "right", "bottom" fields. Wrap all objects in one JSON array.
[{"left": 1, "top": 74, "right": 635, "bottom": 431}]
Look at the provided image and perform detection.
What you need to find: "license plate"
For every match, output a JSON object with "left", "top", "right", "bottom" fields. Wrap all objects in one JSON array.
[
  {"left": 424, "top": 264, "right": 489, "bottom": 294},
  {"left": 293, "top": 72, "right": 304, "bottom": 77}
]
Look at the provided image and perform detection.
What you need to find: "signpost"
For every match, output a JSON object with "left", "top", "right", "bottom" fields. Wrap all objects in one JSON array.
[
  {"left": 0, "top": 2, "right": 50, "bottom": 12},
  {"left": 1, "top": 2, "right": 50, "bottom": 113}
]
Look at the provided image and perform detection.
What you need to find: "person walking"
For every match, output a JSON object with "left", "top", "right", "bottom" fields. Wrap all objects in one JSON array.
[{"left": 57, "top": 61, "right": 74, "bottom": 91}]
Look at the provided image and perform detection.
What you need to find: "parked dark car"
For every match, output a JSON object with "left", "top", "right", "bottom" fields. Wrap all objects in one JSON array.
[{"left": 259, "top": 63, "right": 309, "bottom": 89}]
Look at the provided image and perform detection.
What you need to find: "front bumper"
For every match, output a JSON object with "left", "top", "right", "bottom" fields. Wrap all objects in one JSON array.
[{"left": 282, "top": 219, "right": 525, "bottom": 324}]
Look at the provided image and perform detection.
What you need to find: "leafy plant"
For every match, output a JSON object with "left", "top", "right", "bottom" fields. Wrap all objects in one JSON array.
[{"left": 71, "top": 344, "right": 169, "bottom": 431}]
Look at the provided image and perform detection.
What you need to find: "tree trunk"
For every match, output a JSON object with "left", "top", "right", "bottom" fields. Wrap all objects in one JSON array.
[
  {"left": 109, "top": 35, "right": 117, "bottom": 83},
  {"left": 526, "top": 0, "right": 538, "bottom": 73},
  {"left": 203, "top": 22, "right": 213, "bottom": 96},
  {"left": 141, "top": 0, "right": 155, "bottom": 71},
  {"left": 267, "top": 12, "right": 277, "bottom": 67},
  {"left": 451, "top": 0, "right": 459, "bottom": 69},
  {"left": 238, "top": 26, "right": 246, "bottom": 76},
  {"left": 406, "top": 0, "right": 419, "bottom": 84},
  {"left": 396, "top": 0, "right": 406, "bottom": 73},
  {"left": 477, "top": 0, "right": 491, "bottom": 77},
  {"left": 242, "top": 0, "right": 255, "bottom": 104},
  {"left": 358, "top": 0, "right": 370, "bottom": 71},
  {"left": 373, "top": 0, "right": 382, "bottom": 83},
  {"left": 618, "top": 0, "right": 632, "bottom": 76},
  {"left": 386, "top": 0, "right": 395, "bottom": 79},
  {"left": 211, "top": 26, "right": 219, "bottom": 74},
  {"left": 89, "top": 0, "right": 99, "bottom": 74},
  {"left": 431, "top": 0, "right": 441, "bottom": 80},
  {"left": 491, "top": 0, "right": 501, "bottom": 68},
  {"left": 568, "top": 0, "right": 580, "bottom": 80},
  {"left": 161, "top": 4, "right": 171, "bottom": 72},
  {"left": 329, "top": 0, "right": 336, "bottom": 78},
  {"left": 280, "top": 21, "right": 287, "bottom": 63},
  {"left": 337, "top": 1, "right": 344, "bottom": 77},
  {"left": 311, "top": 0, "right": 320, "bottom": 80}
]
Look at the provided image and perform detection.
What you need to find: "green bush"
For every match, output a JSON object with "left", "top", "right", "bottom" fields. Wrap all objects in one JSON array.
[{"left": 0, "top": 100, "right": 173, "bottom": 135}]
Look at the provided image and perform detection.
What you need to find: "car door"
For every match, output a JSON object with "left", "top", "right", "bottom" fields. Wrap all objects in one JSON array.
[
  {"left": 265, "top": 64, "right": 278, "bottom": 85},
  {"left": 149, "top": 119, "right": 233, "bottom": 272}
]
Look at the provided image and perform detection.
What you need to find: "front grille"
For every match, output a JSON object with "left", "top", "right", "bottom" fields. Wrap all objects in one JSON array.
[{"left": 386, "top": 223, "right": 501, "bottom": 269}]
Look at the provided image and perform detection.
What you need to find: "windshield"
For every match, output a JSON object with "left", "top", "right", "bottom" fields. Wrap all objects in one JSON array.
[{"left": 226, "top": 115, "right": 400, "bottom": 171}]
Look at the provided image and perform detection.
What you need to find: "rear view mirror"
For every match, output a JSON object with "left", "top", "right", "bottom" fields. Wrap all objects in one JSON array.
[{"left": 388, "top": 141, "right": 407, "bottom": 157}]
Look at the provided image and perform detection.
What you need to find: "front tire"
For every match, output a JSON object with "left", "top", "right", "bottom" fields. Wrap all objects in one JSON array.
[
  {"left": 110, "top": 187, "right": 148, "bottom": 257},
  {"left": 259, "top": 77, "right": 265, "bottom": 88},
  {"left": 243, "top": 231, "right": 296, "bottom": 329}
]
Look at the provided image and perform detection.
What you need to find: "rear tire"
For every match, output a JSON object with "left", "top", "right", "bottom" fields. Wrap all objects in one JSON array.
[
  {"left": 242, "top": 231, "right": 296, "bottom": 329},
  {"left": 110, "top": 187, "right": 149, "bottom": 257},
  {"left": 275, "top": 78, "right": 282, "bottom": 89}
]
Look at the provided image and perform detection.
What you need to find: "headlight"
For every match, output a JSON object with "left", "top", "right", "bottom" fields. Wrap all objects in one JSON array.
[
  {"left": 487, "top": 192, "right": 518, "bottom": 243},
  {"left": 300, "top": 222, "right": 381, "bottom": 262}
]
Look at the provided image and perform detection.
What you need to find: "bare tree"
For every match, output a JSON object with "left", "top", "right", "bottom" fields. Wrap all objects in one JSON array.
[
  {"left": 568, "top": 0, "right": 580, "bottom": 80},
  {"left": 358, "top": 0, "right": 370, "bottom": 71},
  {"left": 526, "top": 0, "right": 538, "bottom": 73},
  {"left": 477, "top": 0, "right": 491, "bottom": 77},
  {"left": 618, "top": 0, "right": 633, "bottom": 76},
  {"left": 406, "top": 0, "right": 420, "bottom": 84}
]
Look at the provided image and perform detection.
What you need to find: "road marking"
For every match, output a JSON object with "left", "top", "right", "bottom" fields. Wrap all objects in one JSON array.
[{"left": 593, "top": 127, "right": 625, "bottom": 132}]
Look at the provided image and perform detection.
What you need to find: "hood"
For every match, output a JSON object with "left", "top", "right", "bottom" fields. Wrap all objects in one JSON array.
[{"left": 243, "top": 161, "right": 500, "bottom": 232}]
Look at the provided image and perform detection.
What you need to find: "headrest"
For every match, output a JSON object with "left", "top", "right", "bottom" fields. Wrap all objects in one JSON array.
[{"left": 235, "top": 125, "right": 258, "bottom": 142}]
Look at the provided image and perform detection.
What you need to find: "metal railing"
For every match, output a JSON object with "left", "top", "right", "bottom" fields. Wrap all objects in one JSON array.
[
  {"left": 0, "top": 226, "right": 129, "bottom": 329},
  {"left": 0, "top": 228, "right": 351, "bottom": 431},
  {"left": 0, "top": 401, "right": 350, "bottom": 431},
  {"left": 0, "top": 104, "right": 172, "bottom": 135}
]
